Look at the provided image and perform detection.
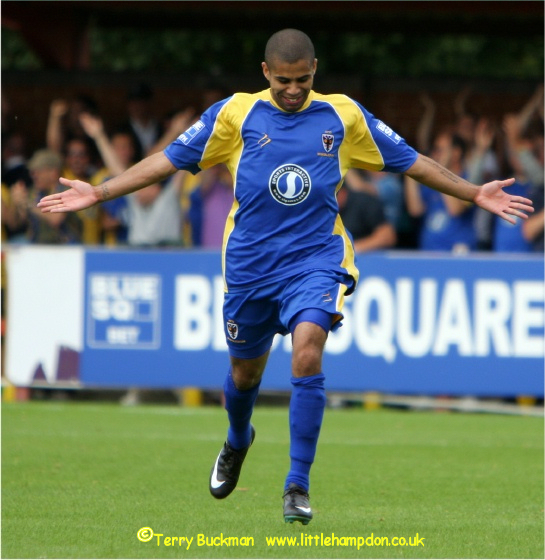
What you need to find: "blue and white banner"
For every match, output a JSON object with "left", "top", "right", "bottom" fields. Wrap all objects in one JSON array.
[{"left": 6, "top": 247, "right": 544, "bottom": 396}]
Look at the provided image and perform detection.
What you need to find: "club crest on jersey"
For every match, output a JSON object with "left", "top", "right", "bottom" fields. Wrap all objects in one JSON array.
[
  {"left": 322, "top": 132, "right": 334, "bottom": 153},
  {"left": 226, "top": 320, "right": 238, "bottom": 340},
  {"left": 269, "top": 164, "right": 312, "bottom": 206}
]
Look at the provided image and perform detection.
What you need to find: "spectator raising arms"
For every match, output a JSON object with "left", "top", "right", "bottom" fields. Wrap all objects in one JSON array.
[{"left": 501, "top": 85, "right": 544, "bottom": 253}]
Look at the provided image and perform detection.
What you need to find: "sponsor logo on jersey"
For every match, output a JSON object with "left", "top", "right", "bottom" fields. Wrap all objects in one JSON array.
[
  {"left": 269, "top": 164, "right": 312, "bottom": 206},
  {"left": 227, "top": 320, "right": 238, "bottom": 340},
  {"left": 376, "top": 121, "right": 401, "bottom": 144},
  {"left": 178, "top": 120, "right": 205, "bottom": 145},
  {"left": 322, "top": 132, "right": 334, "bottom": 152}
]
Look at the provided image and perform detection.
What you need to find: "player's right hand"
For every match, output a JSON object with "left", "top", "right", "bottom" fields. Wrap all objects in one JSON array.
[{"left": 37, "top": 178, "right": 99, "bottom": 213}]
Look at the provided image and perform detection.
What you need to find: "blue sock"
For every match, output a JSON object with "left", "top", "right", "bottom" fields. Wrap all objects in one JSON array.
[
  {"left": 223, "top": 369, "right": 260, "bottom": 450},
  {"left": 285, "top": 373, "right": 326, "bottom": 492}
]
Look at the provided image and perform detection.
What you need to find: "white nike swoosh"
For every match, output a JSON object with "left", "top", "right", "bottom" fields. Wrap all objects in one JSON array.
[
  {"left": 295, "top": 506, "right": 311, "bottom": 513},
  {"left": 210, "top": 453, "right": 225, "bottom": 489}
]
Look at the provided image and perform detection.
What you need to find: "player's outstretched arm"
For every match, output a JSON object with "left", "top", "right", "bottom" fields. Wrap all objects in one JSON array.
[
  {"left": 37, "top": 151, "right": 177, "bottom": 213},
  {"left": 405, "top": 153, "right": 534, "bottom": 225}
]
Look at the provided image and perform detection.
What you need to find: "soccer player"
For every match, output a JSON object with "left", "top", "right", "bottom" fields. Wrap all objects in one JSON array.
[{"left": 38, "top": 29, "right": 533, "bottom": 525}]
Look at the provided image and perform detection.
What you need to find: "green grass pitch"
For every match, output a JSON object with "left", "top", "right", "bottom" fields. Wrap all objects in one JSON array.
[{"left": 2, "top": 401, "right": 543, "bottom": 559}]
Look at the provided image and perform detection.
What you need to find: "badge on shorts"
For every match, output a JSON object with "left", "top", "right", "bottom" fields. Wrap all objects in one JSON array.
[{"left": 227, "top": 320, "right": 239, "bottom": 340}]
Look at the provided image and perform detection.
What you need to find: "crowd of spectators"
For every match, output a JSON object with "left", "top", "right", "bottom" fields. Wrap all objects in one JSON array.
[{"left": 2, "top": 83, "right": 543, "bottom": 255}]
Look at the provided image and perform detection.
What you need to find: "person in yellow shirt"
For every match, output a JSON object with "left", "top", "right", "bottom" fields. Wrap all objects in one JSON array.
[{"left": 61, "top": 137, "right": 103, "bottom": 244}]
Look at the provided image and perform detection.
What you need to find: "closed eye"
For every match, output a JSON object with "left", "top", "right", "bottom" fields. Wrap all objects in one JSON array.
[{"left": 275, "top": 75, "right": 312, "bottom": 84}]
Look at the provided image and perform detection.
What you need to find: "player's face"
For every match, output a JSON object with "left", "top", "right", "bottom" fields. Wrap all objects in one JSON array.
[{"left": 262, "top": 58, "right": 317, "bottom": 112}]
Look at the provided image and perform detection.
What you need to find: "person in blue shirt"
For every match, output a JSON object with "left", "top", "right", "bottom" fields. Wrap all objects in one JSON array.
[
  {"left": 405, "top": 131, "right": 477, "bottom": 252},
  {"left": 37, "top": 29, "right": 534, "bottom": 525},
  {"left": 492, "top": 180, "right": 534, "bottom": 253}
]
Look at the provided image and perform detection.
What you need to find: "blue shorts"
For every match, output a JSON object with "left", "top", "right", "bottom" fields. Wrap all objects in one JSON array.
[{"left": 223, "top": 270, "right": 354, "bottom": 359}]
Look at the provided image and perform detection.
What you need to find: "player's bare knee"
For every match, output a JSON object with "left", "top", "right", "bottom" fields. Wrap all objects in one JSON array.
[
  {"left": 230, "top": 355, "right": 267, "bottom": 390},
  {"left": 231, "top": 366, "right": 261, "bottom": 390},
  {"left": 292, "top": 345, "right": 323, "bottom": 377},
  {"left": 291, "top": 323, "right": 326, "bottom": 377}
]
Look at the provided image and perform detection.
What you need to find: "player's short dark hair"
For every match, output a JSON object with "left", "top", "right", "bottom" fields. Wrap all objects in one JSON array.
[{"left": 264, "top": 29, "right": 315, "bottom": 67}]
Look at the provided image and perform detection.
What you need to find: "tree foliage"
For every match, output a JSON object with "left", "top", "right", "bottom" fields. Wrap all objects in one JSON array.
[
  {"left": 2, "top": 26, "right": 543, "bottom": 80},
  {"left": 1, "top": 28, "right": 43, "bottom": 70}
]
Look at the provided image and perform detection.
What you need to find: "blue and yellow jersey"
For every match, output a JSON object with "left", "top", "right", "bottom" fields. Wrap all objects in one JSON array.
[{"left": 164, "top": 89, "right": 417, "bottom": 292}]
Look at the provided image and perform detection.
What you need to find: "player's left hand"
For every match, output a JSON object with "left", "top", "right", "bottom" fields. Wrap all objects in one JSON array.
[{"left": 474, "top": 178, "right": 534, "bottom": 225}]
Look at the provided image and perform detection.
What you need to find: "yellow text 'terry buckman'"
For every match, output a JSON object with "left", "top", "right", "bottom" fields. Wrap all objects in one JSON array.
[{"left": 137, "top": 528, "right": 254, "bottom": 549}]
